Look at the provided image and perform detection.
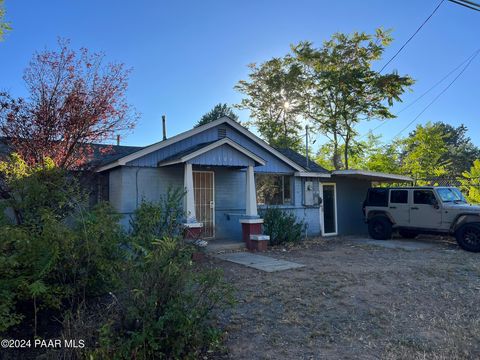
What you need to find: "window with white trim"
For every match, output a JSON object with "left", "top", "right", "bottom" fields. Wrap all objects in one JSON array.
[{"left": 256, "top": 174, "right": 292, "bottom": 205}]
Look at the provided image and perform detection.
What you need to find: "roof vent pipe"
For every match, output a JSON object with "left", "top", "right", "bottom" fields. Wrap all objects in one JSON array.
[
  {"left": 162, "top": 115, "right": 167, "bottom": 140},
  {"left": 116, "top": 134, "right": 121, "bottom": 146}
]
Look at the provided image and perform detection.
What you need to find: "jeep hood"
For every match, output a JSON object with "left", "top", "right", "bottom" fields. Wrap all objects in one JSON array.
[{"left": 443, "top": 203, "right": 480, "bottom": 213}]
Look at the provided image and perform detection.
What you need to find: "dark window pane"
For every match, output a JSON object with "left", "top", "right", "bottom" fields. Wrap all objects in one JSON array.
[
  {"left": 367, "top": 188, "right": 388, "bottom": 206},
  {"left": 283, "top": 176, "right": 291, "bottom": 204},
  {"left": 413, "top": 190, "right": 437, "bottom": 205},
  {"left": 256, "top": 174, "right": 282, "bottom": 205},
  {"left": 390, "top": 190, "right": 408, "bottom": 204}
]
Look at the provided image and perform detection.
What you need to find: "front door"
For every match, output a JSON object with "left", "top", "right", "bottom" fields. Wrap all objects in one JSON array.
[
  {"left": 193, "top": 171, "right": 215, "bottom": 238},
  {"left": 321, "top": 183, "right": 337, "bottom": 236},
  {"left": 409, "top": 189, "right": 442, "bottom": 228}
]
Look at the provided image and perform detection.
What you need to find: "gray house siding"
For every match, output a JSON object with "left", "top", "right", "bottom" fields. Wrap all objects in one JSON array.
[{"left": 190, "top": 145, "right": 255, "bottom": 167}]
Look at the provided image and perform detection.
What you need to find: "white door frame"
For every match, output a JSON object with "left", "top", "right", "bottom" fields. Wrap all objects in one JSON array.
[
  {"left": 193, "top": 170, "right": 215, "bottom": 238},
  {"left": 320, "top": 182, "right": 338, "bottom": 236}
]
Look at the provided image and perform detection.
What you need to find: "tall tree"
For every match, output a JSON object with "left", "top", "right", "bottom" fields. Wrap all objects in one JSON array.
[
  {"left": 431, "top": 122, "right": 480, "bottom": 176},
  {"left": 194, "top": 103, "right": 239, "bottom": 128},
  {"left": 292, "top": 29, "right": 414, "bottom": 169},
  {"left": 235, "top": 57, "right": 305, "bottom": 151},
  {"left": 0, "top": 0, "right": 11, "bottom": 41},
  {"left": 0, "top": 39, "right": 137, "bottom": 169},
  {"left": 399, "top": 122, "right": 449, "bottom": 181}
]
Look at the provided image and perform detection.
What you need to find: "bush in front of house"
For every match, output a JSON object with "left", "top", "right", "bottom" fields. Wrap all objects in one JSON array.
[
  {"left": 0, "top": 155, "right": 127, "bottom": 335},
  {"left": 0, "top": 154, "right": 233, "bottom": 359},
  {"left": 261, "top": 207, "right": 306, "bottom": 246},
  {"left": 91, "top": 197, "right": 234, "bottom": 359}
]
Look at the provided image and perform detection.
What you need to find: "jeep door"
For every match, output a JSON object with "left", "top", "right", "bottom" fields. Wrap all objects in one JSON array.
[
  {"left": 388, "top": 189, "right": 410, "bottom": 226},
  {"left": 409, "top": 189, "right": 442, "bottom": 228}
]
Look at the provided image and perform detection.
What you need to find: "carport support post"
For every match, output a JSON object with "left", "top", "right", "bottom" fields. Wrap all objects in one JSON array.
[{"left": 183, "top": 162, "right": 202, "bottom": 239}]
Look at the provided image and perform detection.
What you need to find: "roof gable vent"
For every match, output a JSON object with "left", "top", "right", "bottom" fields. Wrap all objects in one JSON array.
[{"left": 217, "top": 127, "right": 227, "bottom": 139}]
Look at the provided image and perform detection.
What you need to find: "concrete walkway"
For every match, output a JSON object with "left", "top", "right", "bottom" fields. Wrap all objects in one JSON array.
[{"left": 214, "top": 252, "right": 305, "bottom": 272}]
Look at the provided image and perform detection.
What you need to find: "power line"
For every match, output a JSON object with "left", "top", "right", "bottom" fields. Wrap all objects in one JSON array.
[
  {"left": 392, "top": 48, "right": 480, "bottom": 138},
  {"left": 359, "top": 48, "right": 480, "bottom": 138},
  {"left": 379, "top": 0, "right": 445, "bottom": 73},
  {"left": 448, "top": 0, "right": 480, "bottom": 11}
]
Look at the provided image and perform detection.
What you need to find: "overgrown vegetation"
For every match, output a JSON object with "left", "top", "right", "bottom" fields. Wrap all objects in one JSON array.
[
  {"left": 261, "top": 207, "right": 306, "bottom": 246},
  {"left": 0, "top": 154, "right": 232, "bottom": 359}
]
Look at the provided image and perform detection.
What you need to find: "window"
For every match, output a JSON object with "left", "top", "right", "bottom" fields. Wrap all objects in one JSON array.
[
  {"left": 436, "top": 188, "right": 466, "bottom": 203},
  {"left": 365, "top": 188, "right": 388, "bottom": 207},
  {"left": 256, "top": 174, "right": 292, "bottom": 205},
  {"left": 390, "top": 190, "right": 408, "bottom": 204},
  {"left": 413, "top": 190, "right": 437, "bottom": 205}
]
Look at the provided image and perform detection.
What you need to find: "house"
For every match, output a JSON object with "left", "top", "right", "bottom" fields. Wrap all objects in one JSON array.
[{"left": 94, "top": 116, "right": 412, "bottom": 245}]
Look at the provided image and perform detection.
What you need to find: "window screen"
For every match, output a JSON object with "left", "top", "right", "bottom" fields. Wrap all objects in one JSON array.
[{"left": 390, "top": 190, "right": 408, "bottom": 204}]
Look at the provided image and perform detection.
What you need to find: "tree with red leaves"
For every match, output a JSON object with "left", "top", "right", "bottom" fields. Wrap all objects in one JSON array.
[{"left": 0, "top": 39, "right": 137, "bottom": 169}]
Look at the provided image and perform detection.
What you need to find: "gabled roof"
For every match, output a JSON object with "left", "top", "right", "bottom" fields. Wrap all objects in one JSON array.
[
  {"left": 158, "top": 138, "right": 266, "bottom": 167},
  {"left": 275, "top": 148, "right": 329, "bottom": 173},
  {"left": 95, "top": 116, "right": 307, "bottom": 173}
]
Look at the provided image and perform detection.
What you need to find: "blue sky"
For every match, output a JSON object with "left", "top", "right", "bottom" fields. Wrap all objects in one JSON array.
[{"left": 0, "top": 0, "right": 479, "bottom": 149}]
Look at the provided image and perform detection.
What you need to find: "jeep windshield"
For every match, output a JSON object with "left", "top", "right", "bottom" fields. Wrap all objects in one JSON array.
[{"left": 436, "top": 188, "right": 467, "bottom": 203}]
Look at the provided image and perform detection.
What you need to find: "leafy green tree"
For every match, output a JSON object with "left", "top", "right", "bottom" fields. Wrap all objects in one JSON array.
[
  {"left": 430, "top": 122, "right": 480, "bottom": 176},
  {"left": 194, "top": 103, "right": 239, "bottom": 128},
  {"left": 292, "top": 29, "right": 414, "bottom": 169},
  {"left": 399, "top": 122, "right": 449, "bottom": 181},
  {"left": 0, "top": 0, "right": 11, "bottom": 41},
  {"left": 235, "top": 57, "right": 305, "bottom": 151},
  {"left": 460, "top": 159, "right": 480, "bottom": 204}
]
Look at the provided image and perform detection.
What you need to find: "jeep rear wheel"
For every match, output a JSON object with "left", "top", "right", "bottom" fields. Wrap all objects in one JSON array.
[
  {"left": 368, "top": 216, "right": 392, "bottom": 240},
  {"left": 398, "top": 229, "right": 418, "bottom": 239},
  {"left": 455, "top": 223, "right": 480, "bottom": 252}
]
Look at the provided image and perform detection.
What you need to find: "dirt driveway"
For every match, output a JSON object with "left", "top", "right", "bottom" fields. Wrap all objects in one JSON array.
[{"left": 208, "top": 236, "right": 480, "bottom": 360}]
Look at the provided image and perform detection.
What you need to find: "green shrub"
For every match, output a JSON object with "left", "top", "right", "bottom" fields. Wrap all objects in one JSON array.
[
  {"left": 261, "top": 207, "right": 306, "bottom": 246},
  {"left": 0, "top": 155, "right": 127, "bottom": 335},
  {"left": 91, "top": 195, "right": 234, "bottom": 359},
  {"left": 130, "top": 187, "right": 186, "bottom": 249}
]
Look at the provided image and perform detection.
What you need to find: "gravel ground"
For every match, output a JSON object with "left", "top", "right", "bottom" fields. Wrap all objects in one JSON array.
[{"left": 207, "top": 236, "right": 480, "bottom": 360}]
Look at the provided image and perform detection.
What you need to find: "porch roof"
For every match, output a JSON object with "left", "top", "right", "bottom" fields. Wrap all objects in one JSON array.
[{"left": 157, "top": 137, "right": 266, "bottom": 167}]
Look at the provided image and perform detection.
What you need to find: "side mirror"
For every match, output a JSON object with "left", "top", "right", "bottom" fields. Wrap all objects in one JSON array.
[{"left": 431, "top": 198, "right": 439, "bottom": 209}]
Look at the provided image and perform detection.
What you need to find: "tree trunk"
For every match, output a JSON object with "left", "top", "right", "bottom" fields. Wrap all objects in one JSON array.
[{"left": 332, "top": 132, "right": 341, "bottom": 170}]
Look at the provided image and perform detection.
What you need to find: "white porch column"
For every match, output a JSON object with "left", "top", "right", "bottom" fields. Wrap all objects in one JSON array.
[
  {"left": 184, "top": 162, "right": 196, "bottom": 222},
  {"left": 245, "top": 165, "right": 258, "bottom": 216}
]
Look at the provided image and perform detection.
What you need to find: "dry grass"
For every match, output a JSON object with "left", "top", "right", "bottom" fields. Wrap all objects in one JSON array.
[{"left": 207, "top": 236, "right": 480, "bottom": 360}]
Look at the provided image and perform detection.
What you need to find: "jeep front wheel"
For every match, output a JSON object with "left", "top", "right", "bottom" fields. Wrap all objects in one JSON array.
[
  {"left": 368, "top": 216, "right": 392, "bottom": 240},
  {"left": 455, "top": 223, "right": 480, "bottom": 252}
]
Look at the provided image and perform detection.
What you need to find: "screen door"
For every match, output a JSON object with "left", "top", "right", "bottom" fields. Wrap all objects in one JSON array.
[{"left": 193, "top": 171, "right": 215, "bottom": 238}]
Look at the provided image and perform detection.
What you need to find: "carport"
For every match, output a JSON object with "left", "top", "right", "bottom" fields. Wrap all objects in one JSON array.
[{"left": 328, "top": 170, "right": 413, "bottom": 236}]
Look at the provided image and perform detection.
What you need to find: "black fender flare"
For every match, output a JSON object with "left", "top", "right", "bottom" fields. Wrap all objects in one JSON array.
[
  {"left": 367, "top": 211, "right": 395, "bottom": 225},
  {"left": 451, "top": 214, "right": 480, "bottom": 233}
]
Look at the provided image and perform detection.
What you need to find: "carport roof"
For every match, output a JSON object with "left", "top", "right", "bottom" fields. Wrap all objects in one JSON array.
[{"left": 332, "top": 170, "right": 413, "bottom": 183}]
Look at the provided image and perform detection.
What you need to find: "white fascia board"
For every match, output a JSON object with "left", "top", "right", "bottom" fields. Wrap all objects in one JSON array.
[
  {"left": 294, "top": 171, "right": 331, "bottom": 178},
  {"left": 332, "top": 170, "right": 413, "bottom": 182},
  {"left": 159, "top": 138, "right": 266, "bottom": 167},
  {"left": 96, "top": 116, "right": 306, "bottom": 173}
]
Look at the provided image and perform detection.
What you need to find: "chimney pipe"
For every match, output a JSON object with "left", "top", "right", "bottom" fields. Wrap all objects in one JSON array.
[
  {"left": 116, "top": 134, "right": 121, "bottom": 146},
  {"left": 162, "top": 115, "right": 167, "bottom": 140}
]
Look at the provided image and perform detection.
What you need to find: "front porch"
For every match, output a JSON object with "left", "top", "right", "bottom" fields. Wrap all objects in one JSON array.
[{"left": 156, "top": 137, "right": 270, "bottom": 249}]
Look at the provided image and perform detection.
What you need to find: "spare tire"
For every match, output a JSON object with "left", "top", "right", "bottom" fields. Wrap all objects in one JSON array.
[{"left": 368, "top": 216, "right": 392, "bottom": 240}]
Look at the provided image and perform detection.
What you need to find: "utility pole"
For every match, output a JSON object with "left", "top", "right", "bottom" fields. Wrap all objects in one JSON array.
[{"left": 305, "top": 125, "right": 309, "bottom": 169}]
